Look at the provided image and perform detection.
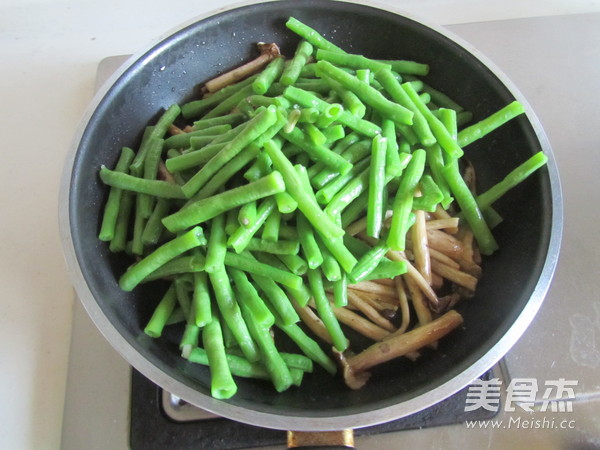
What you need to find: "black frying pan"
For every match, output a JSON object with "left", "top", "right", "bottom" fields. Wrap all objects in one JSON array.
[{"left": 60, "top": 0, "right": 561, "bottom": 432}]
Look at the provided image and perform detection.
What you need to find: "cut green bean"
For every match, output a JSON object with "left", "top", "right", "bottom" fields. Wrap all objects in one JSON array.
[
  {"left": 118, "top": 226, "right": 206, "bottom": 291},
  {"left": 376, "top": 59, "right": 429, "bottom": 75},
  {"left": 333, "top": 273, "right": 348, "bottom": 307},
  {"left": 181, "top": 75, "right": 258, "bottom": 119},
  {"left": 228, "top": 197, "right": 277, "bottom": 253},
  {"left": 281, "top": 40, "right": 314, "bottom": 86},
  {"left": 286, "top": 17, "right": 346, "bottom": 53},
  {"left": 246, "top": 238, "right": 299, "bottom": 255},
  {"left": 316, "top": 157, "right": 370, "bottom": 205},
  {"left": 263, "top": 139, "right": 345, "bottom": 239},
  {"left": 143, "top": 253, "right": 206, "bottom": 282},
  {"left": 109, "top": 191, "right": 134, "bottom": 253},
  {"left": 202, "top": 309, "right": 238, "bottom": 399},
  {"left": 476, "top": 151, "right": 548, "bottom": 210},
  {"left": 99, "top": 166, "right": 186, "bottom": 199},
  {"left": 229, "top": 267, "right": 275, "bottom": 328},
  {"left": 238, "top": 201, "right": 257, "bottom": 228},
  {"left": 193, "top": 112, "right": 245, "bottom": 130},
  {"left": 138, "top": 137, "right": 164, "bottom": 218},
  {"left": 99, "top": 147, "right": 136, "bottom": 241},
  {"left": 164, "top": 125, "right": 232, "bottom": 150},
  {"left": 457, "top": 101, "right": 525, "bottom": 148},
  {"left": 205, "top": 213, "right": 227, "bottom": 273},
  {"left": 192, "top": 271, "right": 212, "bottom": 327},
  {"left": 256, "top": 253, "right": 312, "bottom": 307},
  {"left": 144, "top": 284, "right": 177, "bottom": 338},
  {"left": 129, "top": 126, "right": 155, "bottom": 177},
  {"left": 208, "top": 265, "right": 260, "bottom": 362},
  {"left": 141, "top": 197, "right": 171, "bottom": 245},
  {"left": 316, "top": 49, "right": 391, "bottom": 72},
  {"left": 315, "top": 60, "right": 413, "bottom": 126},
  {"left": 367, "top": 135, "right": 388, "bottom": 239},
  {"left": 442, "top": 160, "right": 499, "bottom": 255},
  {"left": 421, "top": 82, "right": 464, "bottom": 112},
  {"left": 163, "top": 171, "right": 285, "bottom": 233},
  {"left": 253, "top": 57, "right": 286, "bottom": 95},
  {"left": 277, "top": 254, "right": 308, "bottom": 276},
  {"left": 307, "top": 269, "right": 348, "bottom": 352},
  {"left": 224, "top": 251, "right": 303, "bottom": 290},
  {"left": 261, "top": 209, "right": 281, "bottom": 242},
  {"left": 182, "top": 106, "right": 279, "bottom": 197},
  {"left": 297, "top": 212, "right": 323, "bottom": 269},
  {"left": 401, "top": 82, "right": 463, "bottom": 159},
  {"left": 387, "top": 149, "right": 426, "bottom": 251}
]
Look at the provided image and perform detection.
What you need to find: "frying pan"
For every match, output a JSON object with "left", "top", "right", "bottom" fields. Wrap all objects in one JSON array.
[{"left": 59, "top": 0, "right": 562, "bottom": 433}]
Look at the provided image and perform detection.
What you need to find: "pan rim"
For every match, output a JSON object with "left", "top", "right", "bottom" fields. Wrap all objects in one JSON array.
[{"left": 58, "top": 0, "right": 563, "bottom": 431}]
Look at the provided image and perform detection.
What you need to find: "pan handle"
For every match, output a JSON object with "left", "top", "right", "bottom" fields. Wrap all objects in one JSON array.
[{"left": 287, "top": 430, "right": 354, "bottom": 449}]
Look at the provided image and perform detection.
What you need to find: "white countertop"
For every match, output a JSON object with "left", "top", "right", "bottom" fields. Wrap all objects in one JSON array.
[{"left": 2, "top": 1, "right": 600, "bottom": 448}]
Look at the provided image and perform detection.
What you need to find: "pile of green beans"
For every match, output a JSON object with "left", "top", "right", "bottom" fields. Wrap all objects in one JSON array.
[{"left": 98, "top": 16, "right": 547, "bottom": 399}]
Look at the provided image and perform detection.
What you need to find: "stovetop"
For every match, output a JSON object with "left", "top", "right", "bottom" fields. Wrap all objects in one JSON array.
[{"left": 61, "top": 13, "right": 600, "bottom": 449}]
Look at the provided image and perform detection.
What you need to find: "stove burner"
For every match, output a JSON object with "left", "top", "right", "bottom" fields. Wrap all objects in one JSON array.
[{"left": 130, "top": 369, "right": 499, "bottom": 449}]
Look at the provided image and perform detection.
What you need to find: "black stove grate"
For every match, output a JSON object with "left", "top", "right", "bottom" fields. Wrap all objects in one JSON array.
[{"left": 130, "top": 368, "right": 498, "bottom": 449}]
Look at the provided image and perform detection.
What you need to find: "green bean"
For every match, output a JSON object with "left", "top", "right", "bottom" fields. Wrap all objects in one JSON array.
[
  {"left": 367, "top": 135, "right": 388, "bottom": 239},
  {"left": 256, "top": 253, "right": 312, "bottom": 307},
  {"left": 205, "top": 213, "right": 227, "bottom": 273},
  {"left": 228, "top": 197, "right": 277, "bottom": 253},
  {"left": 307, "top": 269, "right": 348, "bottom": 352},
  {"left": 261, "top": 209, "right": 281, "bottom": 242},
  {"left": 298, "top": 107, "right": 319, "bottom": 123},
  {"left": 283, "top": 85, "right": 381, "bottom": 137},
  {"left": 180, "top": 323, "right": 200, "bottom": 355},
  {"left": 238, "top": 201, "right": 257, "bottom": 228},
  {"left": 324, "top": 165, "right": 370, "bottom": 217},
  {"left": 340, "top": 189, "right": 369, "bottom": 229},
  {"left": 286, "top": 17, "right": 346, "bottom": 53},
  {"left": 375, "top": 68, "right": 436, "bottom": 147},
  {"left": 99, "top": 166, "right": 186, "bottom": 199},
  {"left": 326, "top": 78, "right": 366, "bottom": 118},
  {"left": 333, "top": 273, "right": 348, "bottom": 307},
  {"left": 99, "top": 147, "right": 136, "bottom": 241},
  {"left": 253, "top": 57, "right": 286, "bottom": 95},
  {"left": 202, "top": 308, "right": 238, "bottom": 399},
  {"left": 322, "top": 124, "right": 345, "bottom": 144},
  {"left": 280, "top": 126, "right": 352, "bottom": 174},
  {"left": 229, "top": 267, "right": 275, "bottom": 328},
  {"left": 438, "top": 107, "right": 458, "bottom": 142},
  {"left": 141, "top": 197, "right": 171, "bottom": 245},
  {"left": 138, "top": 137, "right": 164, "bottom": 218},
  {"left": 193, "top": 112, "right": 245, "bottom": 130},
  {"left": 316, "top": 49, "right": 391, "bottom": 73},
  {"left": 251, "top": 272, "right": 300, "bottom": 327},
  {"left": 316, "top": 226, "right": 358, "bottom": 274},
  {"left": 188, "top": 347, "right": 269, "bottom": 380},
  {"left": 355, "top": 68, "right": 371, "bottom": 84},
  {"left": 398, "top": 90, "right": 458, "bottom": 160},
  {"left": 315, "top": 60, "right": 414, "bottom": 126},
  {"left": 188, "top": 134, "right": 224, "bottom": 150},
  {"left": 129, "top": 126, "right": 155, "bottom": 176},
  {"left": 412, "top": 174, "right": 444, "bottom": 212},
  {"left": 365, "top": 259, "right": 407, "bottom": 281},
  {"left": 109, "top": 191, "right": 134, "bottom": 253},
  {"left": 316, "top": 102, "right": 344, "bottom": 128},
  {"left": 119, "top": 226, "right": 206, "bottom": 291},
  {"left": 182, "top": 106, "right": 279, "bottom": 198},
  {"left": 476, "top": 151, "right": 548, "bottom": 210},
  {"left": 314, "top": 236, "right": 342, "bottom": 282},
  {"left": 421, "top": 82, "right": 464, "bottom": 112},
  {"left": 181, "top": 75, "right": 258, "bottom": 119},
  {"left": 387, "top": 149, "right": 426, "bottom": 251},
  {"left": 142, "top": 253, "right": 206, "bottom": 282},
  {"left": 246, "top": 238, "right": 299, "bottom": 255},
  {"left": 163, "top": 171, "right": 285, "bottom": 233},
  {"left": 426, "top": 144, "right": 454, "bottom": 208},
  {"left": 376, "top": 59, "right": 429, "bottom": 75},
  {"left": 144, "top": 284, "right": 177, "bottom": 338},
  {"left": 263, "top": 139, "right": 345, "bottom": 239},
  {"left": 131, "top": 196, "right": 147, "bottom": 256},
  {"left": 304, "top": 123, "right": 327, "bottom": 146},
  {"left": 297, "top": 212, "right": 323, "bottom": 269},
  {"left": 275, "top": 319, "right": 337, "bottom": 374},
  {"left": 442, "top": 160, "right": 499, "bottom": 255},
  {"left": 191, "top": 144, "right": 261, "bottom": 200},
  {"left": 277, "top": 254, "right": 308, "bottom": 276},
  {"left": 281, "top": 40, "right": 314, "bottom": 86},
  {"left": 457, "top": 101, "right": 525, "bottom": 148},
  {"left": 208, "top": 265, "right": 260, "bottom": 362},
  {"left": 150, "top": 104, "right": 181, "bottom": 139},
  {"left": 203, "top": 84, "right": 256, "bottom": 120},
  {"left": 280, "top": 353, "right": 313, "bottom": 372},
  {"left": 457, "top": 111, "right": 474, "bottom": 127},
  {"left": 191, "top": 271, "right": 212, "bottom": 327},
  {"left": 238, "top": 300, "right": 293, "bottom": 392},
  {"left": 164, "top": 125, "right": 231, "bottom": 150},
  {"left": 224, "top": 251, "right": 303, "bottom": 290},
  {"left": 312, "top": 140, "right": 370, "bottom": 188},
  {"left": 316, "top": 157, "right": 370, "bottom": 205},
  {"left": 349, "top": 243, "right": 400, "bottom": 283},
  {"left": 243, "top": 151, "right": 271, "bottom": 182},
  {"left": 483, "top": 207, "right": 504, "bottom": 229}
]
